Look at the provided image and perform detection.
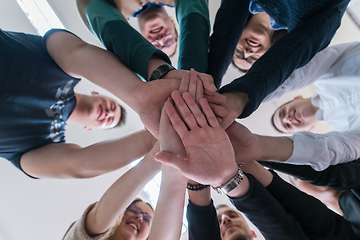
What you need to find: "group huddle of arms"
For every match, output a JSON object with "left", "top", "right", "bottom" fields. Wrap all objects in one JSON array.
[{"left": 1, "top": 0, "right": 360, "bottom": 239}]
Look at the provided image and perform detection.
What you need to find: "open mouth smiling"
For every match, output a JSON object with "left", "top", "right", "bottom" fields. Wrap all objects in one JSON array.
[{"left": 246, "top": 39, "right": 261, "bottom": 47}]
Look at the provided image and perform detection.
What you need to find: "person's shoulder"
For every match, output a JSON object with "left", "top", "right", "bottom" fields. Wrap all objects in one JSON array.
[{"left": 62, "top": 202, "right": 103, "bottom": 240}]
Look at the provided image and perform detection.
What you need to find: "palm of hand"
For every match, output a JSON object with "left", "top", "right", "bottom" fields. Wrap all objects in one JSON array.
[{"left": 180, "top": 128, "right": 236, "bottom": 186}]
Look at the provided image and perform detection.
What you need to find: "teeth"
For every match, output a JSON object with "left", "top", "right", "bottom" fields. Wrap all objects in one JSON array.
[
  {"left": 246, "top": 39, "right": 260, "bottom": 47},
  {"left": 129, "top": 223, "right": 138, "bottom": 231},
  {"left": 150, "top": 27, "right": 162, "bottom": 33}
]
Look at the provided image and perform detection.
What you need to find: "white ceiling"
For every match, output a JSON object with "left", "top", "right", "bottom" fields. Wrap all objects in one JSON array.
[{"left": 0, "top": 1, "right": 360, "bottom": 240}]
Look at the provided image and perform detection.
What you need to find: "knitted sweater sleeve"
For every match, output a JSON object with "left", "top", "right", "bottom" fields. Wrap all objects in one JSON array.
[
  {"left": 186, "top": 200, "right": 221, "bottom": 240},
  {"left": 259, "top": 159, "right": 360, "bottom": 190},
  {"left": 207, "top": 0, "right": 250, "bottom": 89},
  {"left": 219, "top": 0, "right": 349, "bottom": 118},
  {"left": 84, "top": 0, "right": 170, "bottom": 80}
]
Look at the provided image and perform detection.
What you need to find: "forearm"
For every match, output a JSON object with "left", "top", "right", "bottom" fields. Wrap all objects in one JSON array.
[
  {"left": 219, "top": 1, "right": 347, "bottom": 118},
  {"left": 149, "top": 166, "right": 187, "bottom": 240},
  {"left": 241, "top": 161, "right": 273, "bottom": 187},
  {"left": 86, "top": 152, "right": 161, "bottom": 235},
  {"left": 263, "top": 43, "right": 356, "bottom": 103},
  {"left": 207, "top": 0, "right": 250, "bottom": 88},
  {"left": 187, "top": 199, "right": 221, "bottom": 240},
  {"left": 83, "top": 0, "right": 171, "bottom": 80},
  {"left": 286, "top": 131, "right": 360, "bottom": 171},
  {"left": 188, "top": 186, "right": 211, "bottom": 207},
  {"left": 254, "top": 135, "right": 293, "bottom": 162},
  {"left": 260, "top": 159, "right": 360, "bottom": 190},
  {"left": 175, "top": 0, "right": 210, "bottom": 72},
  {"left": 70, "top": 130, "right": 155, "bottom": 174},
  {"left": 20, "top": 130, "right": 156, "bottom": 179},
  {"left": 229, "top": 173, "right": 309, "bottom": 240},
  {"left": 266, "top": 171, "right": 357, "bottom": 239}
]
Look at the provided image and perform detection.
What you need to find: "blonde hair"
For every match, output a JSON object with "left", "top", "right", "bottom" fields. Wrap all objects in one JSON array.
[{"left": 102, "top": 213, "right": 124, "bottom": 239}]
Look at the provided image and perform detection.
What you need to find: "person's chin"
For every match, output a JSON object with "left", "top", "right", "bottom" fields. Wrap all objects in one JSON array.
[{"left": 226, "top": 231, "right": 249, "bottom": 240}]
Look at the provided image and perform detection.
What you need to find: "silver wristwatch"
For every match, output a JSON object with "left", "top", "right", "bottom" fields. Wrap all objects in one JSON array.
[{"left": 213, "top": 164, "right": 244, "bottom": 194}]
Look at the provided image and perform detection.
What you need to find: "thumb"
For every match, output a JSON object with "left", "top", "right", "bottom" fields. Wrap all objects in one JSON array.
[
  {"left": 198, "top": 75, "right": 217, "bottom": 95},
  {"left": 203, "top": 80, "right": 217, "bottom": 95},
  {"left": 155, "top": 151, "right": 186, "bottom": 170}
]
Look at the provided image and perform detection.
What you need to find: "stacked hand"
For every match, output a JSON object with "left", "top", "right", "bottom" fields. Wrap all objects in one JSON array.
[
  {"left": 136, "top": 69, "right": 227, "bottom": 138},
  {"left": 226, "top": 121, "right": 260, "bottom": 164},
  {"left": 156, "top": 86, "right": 238, "bottom": 187}
]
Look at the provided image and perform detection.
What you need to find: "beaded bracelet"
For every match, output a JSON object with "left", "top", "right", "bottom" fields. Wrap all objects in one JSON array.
[{"left": 187, "top": 183, "right": 210, "bottom": 191}]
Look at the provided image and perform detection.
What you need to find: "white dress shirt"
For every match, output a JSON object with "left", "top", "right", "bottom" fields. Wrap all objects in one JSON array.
[{"left": 264, "top": 42, "right": 360, "bottom": 170}]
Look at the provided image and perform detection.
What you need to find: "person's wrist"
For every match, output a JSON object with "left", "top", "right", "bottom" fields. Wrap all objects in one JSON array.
[
  {"left": 187, "top": 183, "right": 209, "bottom": 191},
  {"left": 223, "top": 92, "right": 249, "bottom": 116},
  {"left": 163, "top": 166, "right": 187, "bottom": 183},
  {"left": 149, "top": 63, "right": 176, "bottom": 81},
  {"left": 143, "top": 129, "right": 157, "bottom": 148},
  {"left": 162, "top": 69, "right": 185, "bottom": 80},
  {"left": 146, "top": 56, "right": 168, "bottom": 81},
  {"left": 213, "top": 164, "right": 244, "bottom": 194},
  {"left": 212, "top": 163, "right": 239, "bottom": 189},
  {"left": 226, "top": 174, "right": 250, "bottom": 198},
  {"left": 142, "top": 153, "right": 161, "bottom": 171}
]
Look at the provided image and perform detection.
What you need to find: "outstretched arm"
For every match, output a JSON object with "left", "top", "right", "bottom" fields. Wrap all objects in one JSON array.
[
  {"left": 84, "top": 142, "right": 161, "bottom": 236},
  {"left": 263, "top": 42, "right": 359, "bottom": 103},
  {"left": 260, "top": 159, "right": 360, "bottom": 190},
  {"left": 239, "top": 161, "right": 357, "bottom": 240},
  {"left": 226, "top": 121, "right": 360, "bottom": 171},
  {"left": 20, "top": 130, "right": 155, "bottom": 179},
  {"left": 218, "top": 0, "right": 349, "bottom": 119},
  {"left": 149, "top": 70, "right": 202, "bottom": 240},
  {"left": 45, "top": 30, "right": 220, "bottom": 137},
  {"left": 225, "top": 121, "right": 293, "bottom": 165}
]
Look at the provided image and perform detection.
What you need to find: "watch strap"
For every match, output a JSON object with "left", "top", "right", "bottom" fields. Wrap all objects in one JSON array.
[
  {"left": 213, "top": 165, "right": 244, "bottom": 194},
  {"left": 149, "top": 63, "right": 176, "bottom": 81}
]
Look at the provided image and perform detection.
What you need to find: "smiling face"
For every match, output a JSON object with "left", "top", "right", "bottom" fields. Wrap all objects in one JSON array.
[
  {"left": 272, "top": 96, "right": 319, "bottom": 133},
  {"left": 217, "top": 207, "right": 253, "bottom": 240},
  {"left": 233, "top": 13, "right": 274, "bottom": 71},
  {"left": 137, "top": 6, "right": 177, "bottom": 56},
  {"left": 70, "top": 93, "right": 122, "bottom": 130},
  {"left": 113, "top": 201, "right": 154, "bottom": 240}
]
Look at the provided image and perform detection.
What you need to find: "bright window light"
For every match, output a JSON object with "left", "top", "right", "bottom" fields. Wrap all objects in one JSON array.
[{"left": 17, "top": 0, "right": 64, "bottom": 36}]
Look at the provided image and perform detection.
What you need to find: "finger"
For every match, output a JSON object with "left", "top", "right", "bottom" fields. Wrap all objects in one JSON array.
[
  {"left": 197, "top": 73, "right": 217, "bottom": 95},
  {"left": 171, "top": 91, "right": 199, "bottom": 130},
  {"left": 195, "top": 79, "right": 204, "bottom": 104},
  {"left": 217, "top": 116, "right": 223, "bottom": 125},
  {"left": 205, "top": 93, "right": 227, "bottom": 106},
  {"left": 188, "top": 69, "right": 197, "bottom": 100},
  {"left": 155, "top": 151, "right": 186, "bottom": 171},
  {"left": 178, "top": 71, "right": 190, "bottom": 93},
  {"left": 164, "top": 99, "right": 189, "bottom": 139},
  {"left": 199, "top": 98, "right": 220, "bottom": 128},
  {"left": 182, "top": 92, "right": 208, "bottom": 128},
  {"left": 209, "top": 103, "right": 228, "bottom": 118},
  {"left": 159, "top": 106, "right": 172, "bottom": 144}
]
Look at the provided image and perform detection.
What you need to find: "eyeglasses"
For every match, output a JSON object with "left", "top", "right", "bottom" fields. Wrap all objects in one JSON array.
[
  {"left": 151, "top": 33, "right": 177, "bottom": 50},
  {"left": 126, "top": 205, "right": 152, "bottom": 225},
  {"left": 234, "top": 48, "right": 259, "bottom": 65}
]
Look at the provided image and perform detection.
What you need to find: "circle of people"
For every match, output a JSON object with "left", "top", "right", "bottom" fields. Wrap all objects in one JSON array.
[{"left": 1, "top": 0, "right": 359, "bottom": 239}]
